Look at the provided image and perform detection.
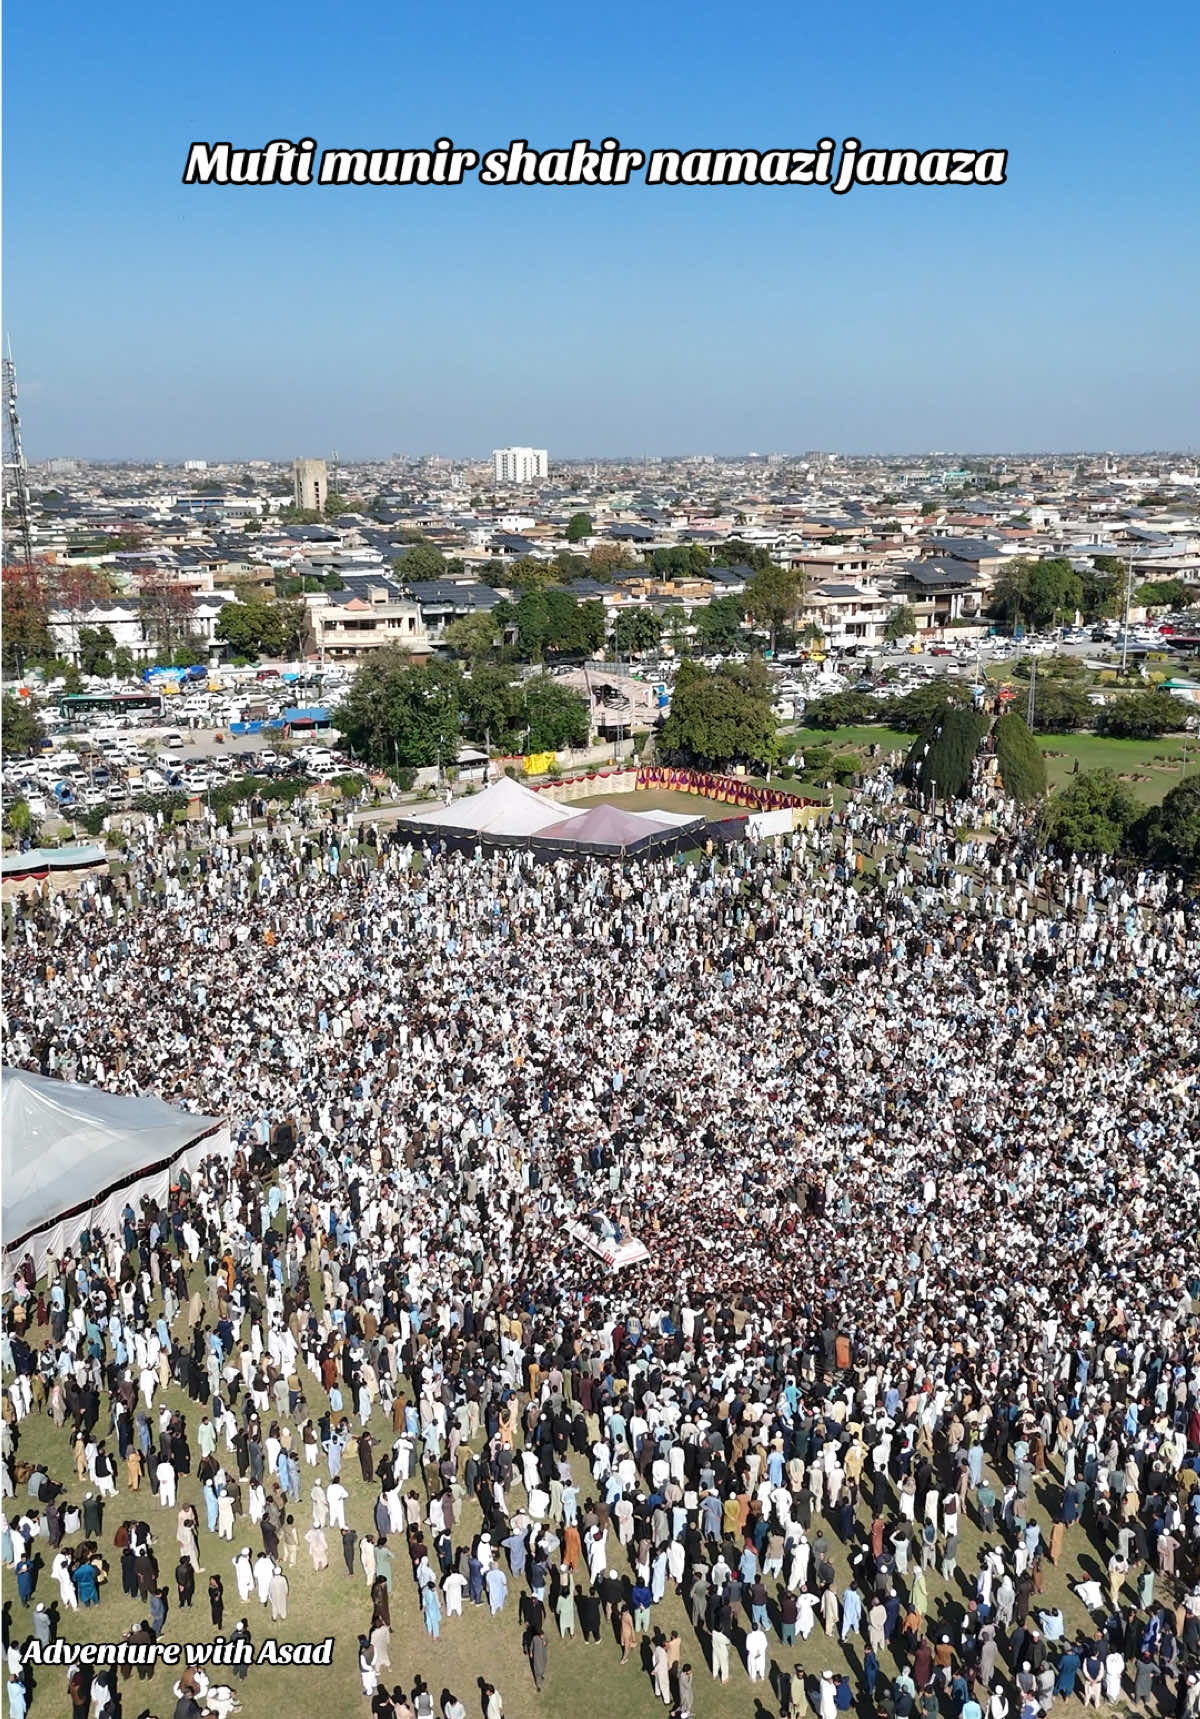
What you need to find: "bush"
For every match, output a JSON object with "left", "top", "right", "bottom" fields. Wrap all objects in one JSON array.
[
  {"left": 906, "top": 706, "right": 990, "bottom": 801},
  {"left": 798, "top": 746, "right": 832, "bottom": 775},
  {"left": 828, "top": 751, "right": 863, "bottom": 784},
  {"left": 777, "top": 764, "right": 795, "bottom": 780},
  {"left": 1028, "top": 684, "right": 1095, "bottom": 733},
  {"left": 394, "top": 767, "right": 418, "bottom": 792},
  {"left": 331, "top": 773, "right": 367, "bottom": 798},
  {"left": 994, "top": 712, "right": 1047, "bottom": 803},
  {"left": 1098, "top": 692, "right": 1185, "bottom": 739},
  {"left": 131, "top": 791, "right": 188, "bottom": 819},
  {"left": 76, "top": 807, "right": 108, "bottom": 837}
]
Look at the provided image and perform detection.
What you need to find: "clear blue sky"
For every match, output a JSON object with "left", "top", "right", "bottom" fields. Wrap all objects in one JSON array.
[{"left": 4, "top": 0, "right": 1198, "bottom": 460}]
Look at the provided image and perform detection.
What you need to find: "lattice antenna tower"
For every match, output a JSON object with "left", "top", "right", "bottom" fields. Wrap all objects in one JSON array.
[{"left": 3, "top": 342, "right": 36, "bottom": 574}]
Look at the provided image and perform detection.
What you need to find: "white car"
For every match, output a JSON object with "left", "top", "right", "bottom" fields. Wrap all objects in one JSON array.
[{"left": 161, "top": 733, "right": 185, "bottom": 749}]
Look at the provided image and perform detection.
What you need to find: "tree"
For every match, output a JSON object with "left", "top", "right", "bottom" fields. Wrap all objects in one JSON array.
[
  {"left": 883, "top": 604, "right": 918, "bottom": 643},
  {"left": 1027, "top": 683, "right": 1095, "bottom": 733},
  {"left": 460, "top": 666, "right": 524, "bottom": 751},
  {"left": 987, "top": 557, "right": 1083, "bottom": 629},
  {"left": 888, "top": 680, "right": 970, "bottom": 731},
  {"left": 523, "top": 676, "right": 589, "bottom": 751},
  {"left": 658, "top": 658, "right": 777, "bottom": 770},
  {"left": 1135, "top": 578, "right": 1190, "bottom": 610},
  {"left": 1081, "top": 557, "right": 1125, "bottom": 621},
  {"left": 712, "top": 540, "right": 773, "bottom": 572},
  {"left": 801, "top": 691, "right": 881, "bottom": 730},
  {"left": 2, "top": 560, "right": 53, "bottom": 673},
  {"left": 693, "top": 596, "right": 746, "bottom": 655},
  {"left": 443, "top": 613, "right": 498, "bottom": 666},
  {"left": 112, "top": 646, "right": 137, "bottom": 680},
  {"left": 1, "top": 693, "right": 46, "bottom": 757},
  {"left": 905, "top": 706, "right": 990, "bottom": 801},
  {"left": 743, "top": 563, "right": 804, "bottom": 654},
  {"left": 1097, "top": 692, "right": 1185, "bottom": 739},
  {"left": 137, "top": 575, "right": 196, "bottom": 658},
  {"left": 392, "top": 542, "right": 448, "bottom": 582},
  {"left": 77, "top": 625, "right": 117, "bottom": 676},
  {"left": 587, "top": 543, "right": 640, "bottom": 574},
  {"left": 565, "top": 512, "right": 592, "bottom": 542},
  {"left": 611, "top": 608, "right": 663, "bottom": 658},
  {"left": 215, "top": 595, "right": 306, "bottom": 661},
  {"left": 650, "top": 545, "right": 712, "bottom": 580},
  {"left": 919, "top": 502, "right": 939, "bottom": 516},
  {"left": 993, "top": 712, "right": 1047, "bottom": 804},
  {"left": 1131, "top": 775, "right": 1200, "bottom": 871},
  {"left": 324, "top": 491, "right": 350, "bottom": 518},
  {"left": 1040, "top": 768, "right": 1140, "bottom": 856},
  {"left": 334, "top": 651, "right": 461, "bottom": 769}
]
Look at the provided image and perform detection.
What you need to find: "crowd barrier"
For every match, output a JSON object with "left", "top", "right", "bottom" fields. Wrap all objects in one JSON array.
[{"left": 634, "top": 766, "right": 820, "bottom": 814}]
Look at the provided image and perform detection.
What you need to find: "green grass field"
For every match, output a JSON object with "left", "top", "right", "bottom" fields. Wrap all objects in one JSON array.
[
  {"left": 1037, "top": 733, "right": 1199, "bottom": 801},
  {"left": 786, "top": 725, "right": 917, "bottom": 755}
]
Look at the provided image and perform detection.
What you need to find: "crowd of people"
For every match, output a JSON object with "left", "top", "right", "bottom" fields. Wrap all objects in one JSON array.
[{"left": 2, "top": 766, "right": 1199, "bottom": 1719}]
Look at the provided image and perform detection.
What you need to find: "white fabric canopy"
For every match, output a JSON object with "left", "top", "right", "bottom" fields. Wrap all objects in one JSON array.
[
  {"left": 407, "top": 776, "right": 584, "bottom": 837},
  {"left": 2, "top": 1068, "right": 230, "bottom": 1282}
]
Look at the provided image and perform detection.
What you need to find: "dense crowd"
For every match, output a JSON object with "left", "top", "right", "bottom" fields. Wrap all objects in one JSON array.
[{"left": 2, "top": 771, "right": 1199, "bottom": 1719}]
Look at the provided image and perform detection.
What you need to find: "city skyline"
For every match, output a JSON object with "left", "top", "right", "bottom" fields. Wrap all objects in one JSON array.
[{"left": 4, "top": 0, "right": 1198, "bottom": 459}]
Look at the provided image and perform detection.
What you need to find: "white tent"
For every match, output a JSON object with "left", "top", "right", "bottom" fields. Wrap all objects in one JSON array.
[
  {"left": 406, "top": 775, "right": 584, "bottom": 837},
  {"left": 2, "top": 1068, "right": 230, "bottom": 1282}
]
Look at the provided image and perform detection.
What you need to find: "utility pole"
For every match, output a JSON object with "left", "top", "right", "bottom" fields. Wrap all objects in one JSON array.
[
  {"left": 1121, "top": 549, "right": 1136, "bottom": 676},
  {"left": 1026, "top": 654, "right": 1037, "bottom": 727},
  {"left": 3, "top": 342, "right": 36, "bottom": 575}
]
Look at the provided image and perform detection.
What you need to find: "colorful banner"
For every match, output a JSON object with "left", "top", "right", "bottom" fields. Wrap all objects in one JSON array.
[
  {"left": 635, "top": 766, "right": 816, "bottom": 815},
  {"left": 523, "top": 751, "right": 557, "bottom": 776}
]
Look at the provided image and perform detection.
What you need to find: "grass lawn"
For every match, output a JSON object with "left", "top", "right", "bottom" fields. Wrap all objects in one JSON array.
[
  {"left": 1038, "top": 733, "right": 1200, "bottom": 802},
  {"left": 572, "top": 789, "right": 733, "bottom": 817},
  {"left": 786, "top": 725, "right": 917, "bottom": 755}
]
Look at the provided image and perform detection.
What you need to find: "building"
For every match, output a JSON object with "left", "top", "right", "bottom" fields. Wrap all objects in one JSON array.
[
  {"left": 492, "top": 446, "right": 547, "bottom": 486},
  {"left": 292, "top": 458, "right": 328, "bottom": 513},
  {"left": 306, "top": 574, "right": 432, "bottom": 663}
]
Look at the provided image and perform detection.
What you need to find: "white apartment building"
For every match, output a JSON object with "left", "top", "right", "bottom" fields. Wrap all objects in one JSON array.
[{"left": 492, "top": 446, "right": 547, "bottom": 485}]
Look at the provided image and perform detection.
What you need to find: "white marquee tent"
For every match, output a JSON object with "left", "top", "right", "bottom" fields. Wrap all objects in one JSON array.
[
  {"left": 2, "top": 1068, "right": 230, "bottom": 1282},
  {"left": 405, "top": 775, "right": 585, "bottom": 837}
]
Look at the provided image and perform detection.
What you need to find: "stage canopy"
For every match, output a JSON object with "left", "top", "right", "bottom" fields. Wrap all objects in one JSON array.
[
  {"left": 403, "top": 775, "right": 584, "bottom": 837},
  {"left": 540, "top": 802, "right": 703, "bottom": 852},
  {"left": 2, "top": 1068, "right": 230, "bottom": 1282}
]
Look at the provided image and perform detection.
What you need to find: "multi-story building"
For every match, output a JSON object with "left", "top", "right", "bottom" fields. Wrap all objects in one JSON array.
[
  {"left": 305, "top": 574, "right": 432, "bottom": 662},
  {"left": 292, "top": 457, "right": 328, "bottom": 513},
  {"left": 492, "top": 446, "right": 547, "bottom": 486}
]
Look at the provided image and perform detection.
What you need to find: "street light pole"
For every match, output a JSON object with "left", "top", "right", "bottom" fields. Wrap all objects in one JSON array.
[{"left": 1121, "top": 550, "right": 1135, "bottom": 677}]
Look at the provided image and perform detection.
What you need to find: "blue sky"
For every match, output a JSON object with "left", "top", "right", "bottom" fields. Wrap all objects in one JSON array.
[{"left": 4, "top": 0, "right": 1198, "bottom": 459}]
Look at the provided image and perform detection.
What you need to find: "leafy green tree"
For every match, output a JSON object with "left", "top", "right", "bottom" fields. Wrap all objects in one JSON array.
[
  {"left": 889, "top": 680, "right": 970, "bottom": 731},
  {"left": 1135, "top": 578, "right": 1190, "bottom": 609},
  {"left": 993, "top": 712, "right": 1047, "bottom": 803},
  {"left": 523, "top": 676, "right": 590, "bottom": 751},
  {"left": 1027, "top": 683, "right": 1095, "bottom": 733},
  {"left": 1130, "top": 775, "right": 1200, "bottom": 871},
  {"left": 1097, "top": 692, "right": 1185, "bottom": 739},
  {"left": 565, "top": 512, "right": 592, "bottom": 542},
  {"left": 658, "top": 658, "right": 777, "bottom": 770},
  {"left": 1080, "top": 557, "right": 1125, "bottom": 620},
  {"left": 920, "top": 501, "right": 939, "bottom": 516},
  {"left": 171, "top": 642, "right": 207, "bottom": 669},
  {"left": 611, "top": 608, "right": 663, "bottom": 657},
  {"left": 333, "top": 650, "right": 461, "bottom": 769},
  {"left": 693, "top": 596, "right": 745, "bottom": 654},
  {"left": 112, "top": 647, "right": 137, "bottom": 680},
  {"left": 801, "top": 691, "right": 881, "bottom": 729},
  {"left": 744, "top": 563, "right": 805, "bottom": 654},
  {"left": 883, "top": 604, "right": 918, "bottom": 642},
  {"left": 78, "top": 625, "right": 117, "bottom": 676},
  {"left": 3, "top": 797, "right": 37, "bottom": 842},
  {"left": 662, "top": 608, "right": 692, "bottom": 659},
  {"left": 712, "top": 540, "right": 773, "bottom": 572},
  {"left": 392, "top": 542, "right": 448, "bottom": 581},
  {"left": 906, "top": 706, "right": 990, "bottom": 801},
  {"left": 443, "top": 612, "right": 498, "bottom": 666},
  {"left": 987, "top": 557, "right": 1083, "bottom": 629},
  {"left": 505, "top": 558, "right": 564, "bottom": 594},
  {"left": 459, "top": 666, "right": 525, "bottom": 750},
  {"left": 1040, "top": 768, "right": 1140, "bottom": 856},
  {"left": 2, "top": 693, "right": 46, "bottom": 757},
  {"left": 324, "top": 491, "right": 350, "bottom": 518}
]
